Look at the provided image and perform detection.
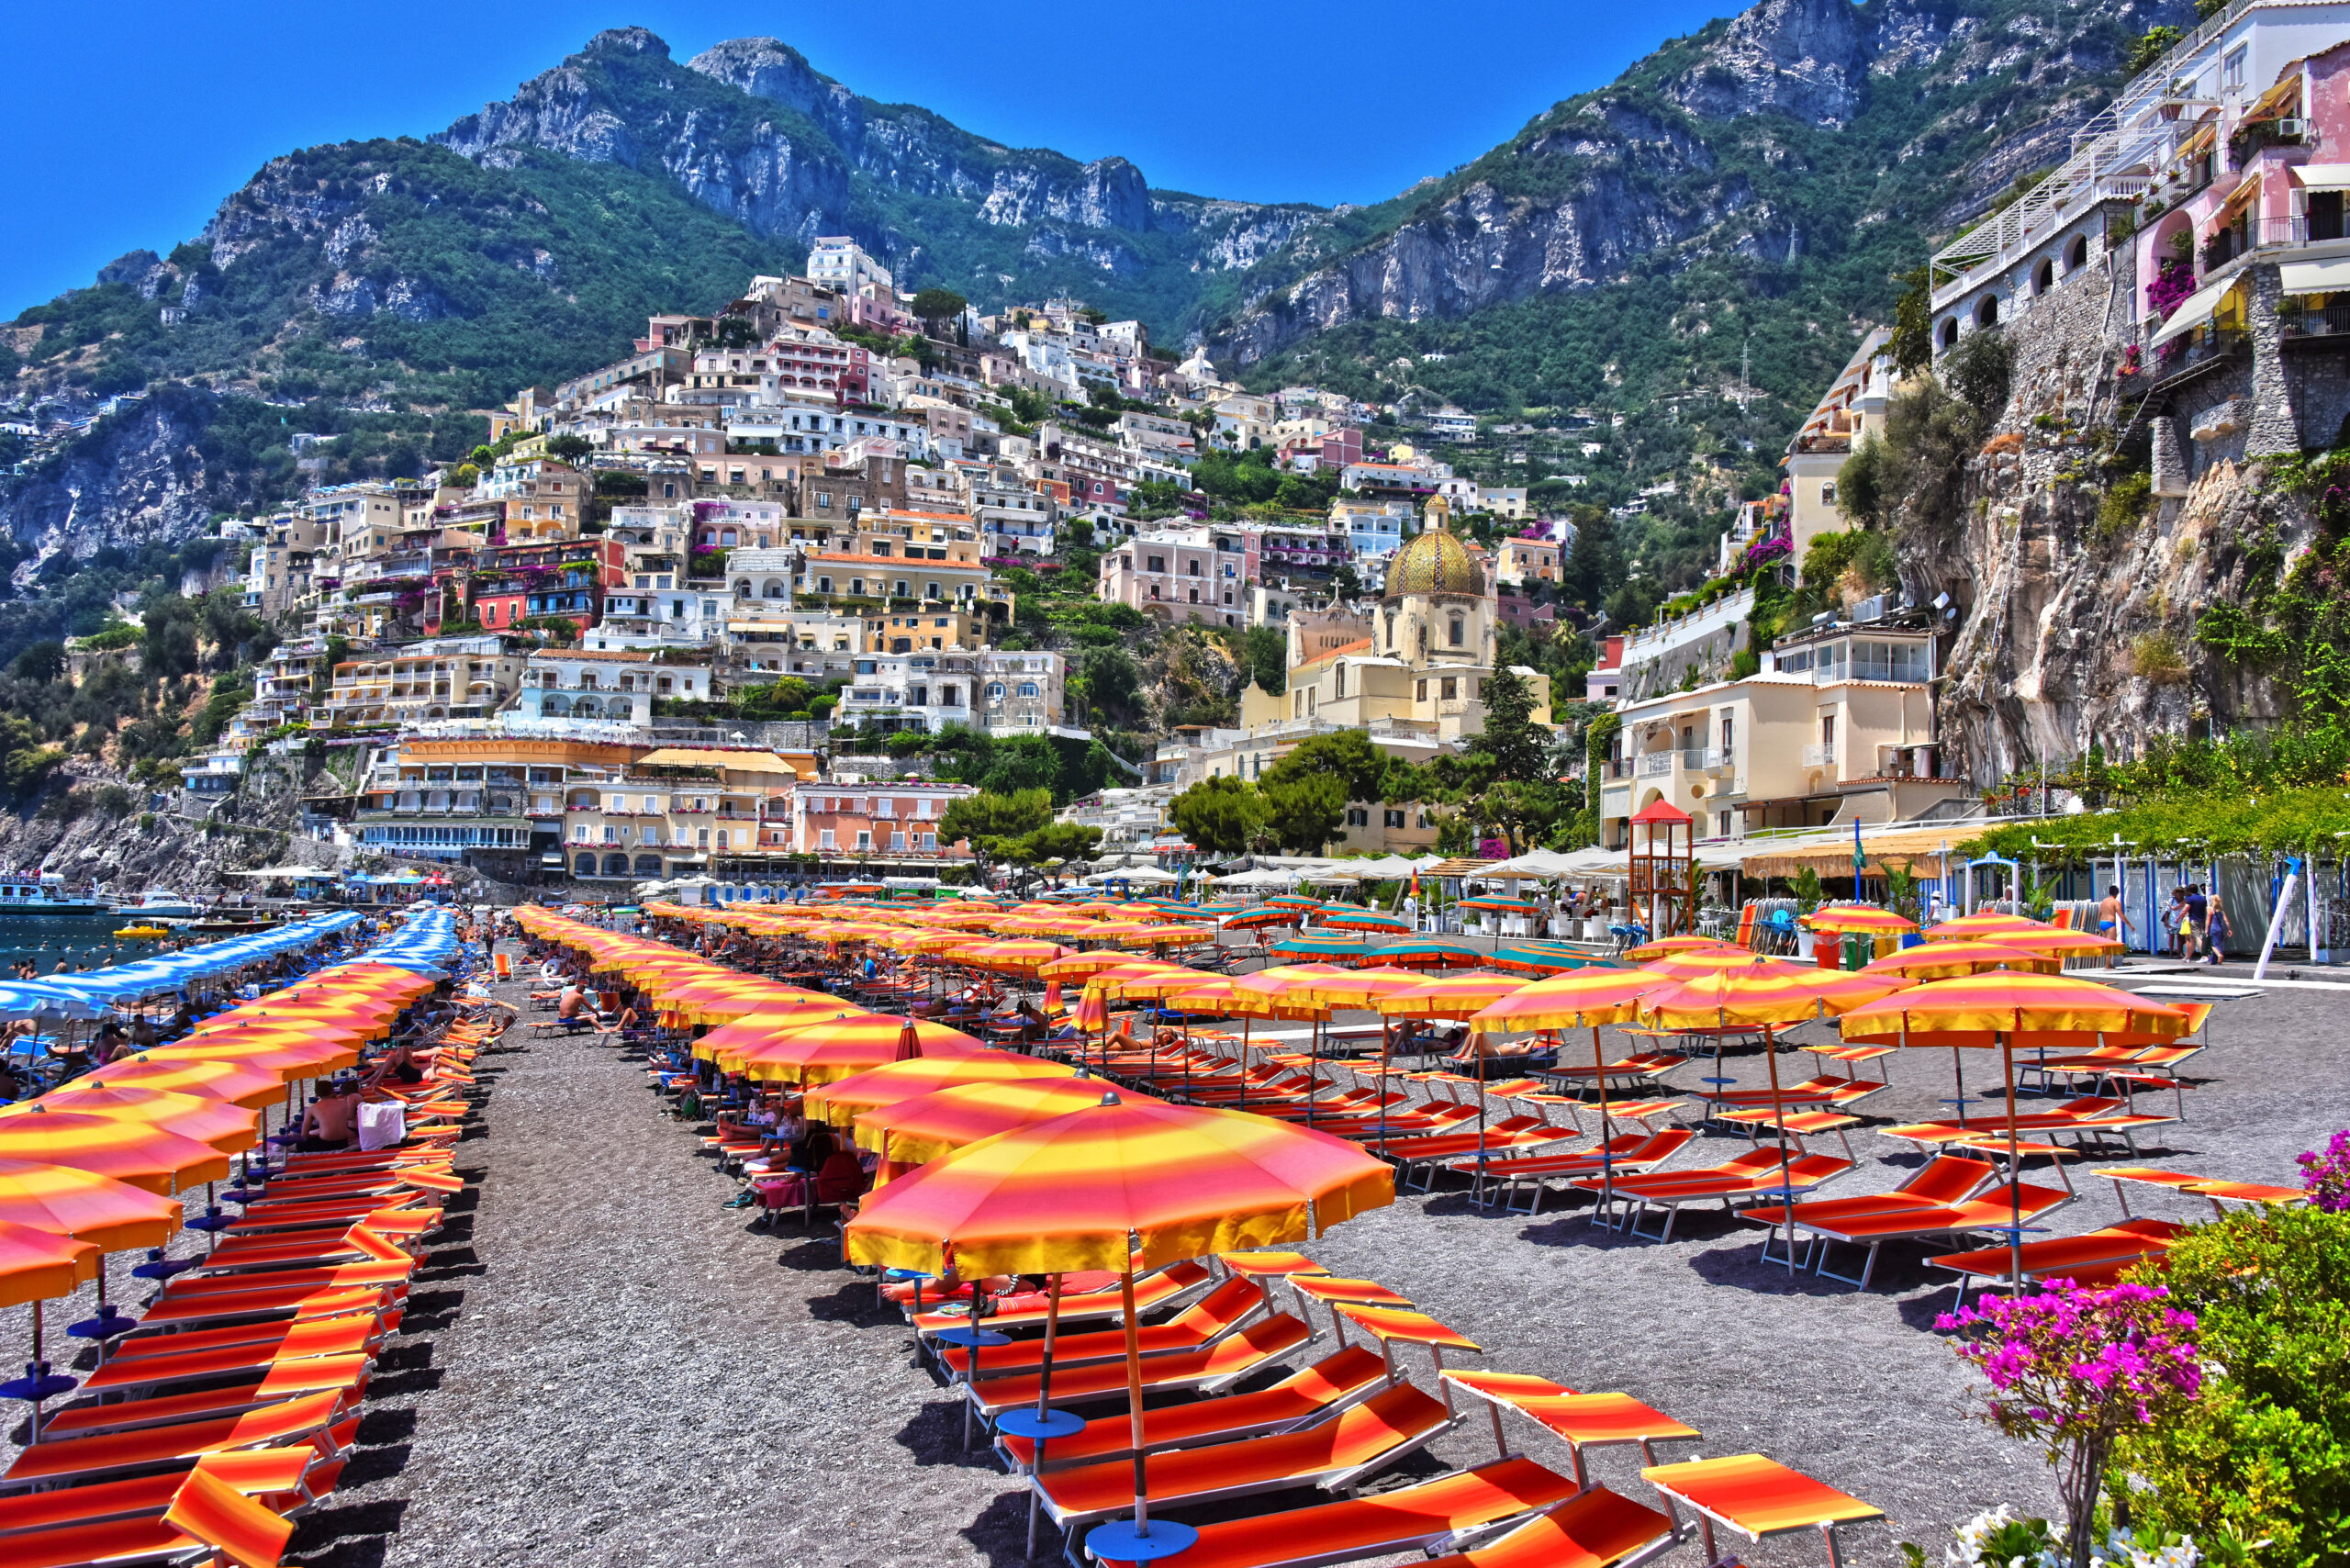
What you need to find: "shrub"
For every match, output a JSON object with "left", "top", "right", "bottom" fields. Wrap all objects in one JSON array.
[
  {"left": 2116, "top": 1205, "right": 2350, "bottom": 1568},
  {"left": 78, "top": 623, "right": 141, "bottom": 653},
  {"left": 92, "top": 784, "right": 135, "bottom": 815},
  {"left": 1940, "top": 1281, "right": 2202, "bottom": 1568},
  {"left": 2131, "top": 632, "right": 2188, "bottom": 684},
  {"left": 2099, "top": 473, "right": 2154, "bottom": 539},
  {"left": 38, "top": 788, "right": 90, "bottom": 823}
]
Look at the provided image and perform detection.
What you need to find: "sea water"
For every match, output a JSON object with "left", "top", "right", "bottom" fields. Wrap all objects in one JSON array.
[{"left": 0, "top": 912, "right": 173, "bottom": 976}]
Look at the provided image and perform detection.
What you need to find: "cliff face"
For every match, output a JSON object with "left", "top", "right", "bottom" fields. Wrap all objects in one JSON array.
[
  {"left": 1893, "top": 224, "right": 2306, "bottom": 780},
  {"left": 1214, "top": 0, "right": 2188, "bottom": 369},
  {"left": 0, "top": 388, "right": 252, "bottom": 564},
  {"left": 1920, "top": 453, "right": 2296, "bottom": 781},
  {"left": 434, "top": 28, "right": 856, "bottom": 246}
]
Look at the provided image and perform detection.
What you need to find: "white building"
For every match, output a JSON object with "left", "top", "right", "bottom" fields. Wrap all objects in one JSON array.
[
  {"left": 513, "top": 649, "right": 714, "bottom": 724},
  {"left": 806, "top": 238, "right": 893, "bottom": 297}
]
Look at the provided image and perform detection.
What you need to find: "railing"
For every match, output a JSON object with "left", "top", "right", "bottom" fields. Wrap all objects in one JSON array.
[
  {"left": 1802, "top": 743, "right": 1837, "bottom": 767},
  {"left": 2283, "top": 297, "right": 2350, "bottom": 337},
  {"left": 1637, "top": 752, "right": 1674, "bottom": 778},
  {"left": 1929, "top": 0, "right": 2266, "bottom": 308},
  {"left": 1680, "top": 747, "right": 1728, "bottom": 773}
]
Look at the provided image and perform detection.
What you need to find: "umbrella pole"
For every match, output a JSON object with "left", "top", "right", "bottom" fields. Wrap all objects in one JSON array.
[
  {"left": 1594, "top": 1024, "right": 1616, "bottom": 1227},
  {"left": 1024, "top": 1269, "right": 1068, "bottom": 1560},
  {"left": 1762, "top": 1022, "right": 1796, "bottom": 1275},
  {"left": 1122, "top": 1268, "right": 1151, "bottom": 1538},
  {"left": 1307, "top": 1018, "right": 1320, "bottom": 1127},
  {"left": 1376, "top": 1017, "right": 1391, "bottom": 1152},
  {"left": 2003, "top": 1031, "right": 2024, "bottom": 1291},
  {"left": 1239, "top": 1017, "right": 1250, "bottom": 1111}
]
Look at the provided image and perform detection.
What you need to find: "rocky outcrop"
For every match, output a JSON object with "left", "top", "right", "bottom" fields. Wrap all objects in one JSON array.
[
  {"left": 1669, "top": 0, "right": 1870, "bottom": 127},
  {"left": 1219, "top": 106, "right": 1749, "bottom": 365},
  {"left": 1921, "top": 449, "right": 2298, "bottom": 780},
  {"left": 0, "top": 388, "right": 252, "bottom": 562},
  {"left": 434, "top": 28, "right": 854, "bottom": 244}
]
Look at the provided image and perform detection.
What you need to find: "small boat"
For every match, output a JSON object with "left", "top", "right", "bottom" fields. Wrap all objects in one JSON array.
[
  {"left": 125, "top": 890, "right": 207, "bottom": 920},
  {"left": 113, "top": 924, "right": 173, "bottom": 940}
]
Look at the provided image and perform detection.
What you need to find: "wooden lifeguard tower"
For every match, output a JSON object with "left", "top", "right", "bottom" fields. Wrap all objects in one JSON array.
[{"left": 1627, "top": 798, "right": 1695, "bottom": 938}]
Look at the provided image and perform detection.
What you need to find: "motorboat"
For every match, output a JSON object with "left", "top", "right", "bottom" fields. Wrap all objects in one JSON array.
[
  {"left": 124, "top": 890, "right": 207, "bottom": 920},
  {"left": 0, "top": 872, "right": 114, "bottom": 914}
]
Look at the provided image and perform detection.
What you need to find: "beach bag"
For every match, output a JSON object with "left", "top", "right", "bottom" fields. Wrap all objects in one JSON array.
[{"left": 357, "top": 1101, "right": 407, "bottom": 1152}]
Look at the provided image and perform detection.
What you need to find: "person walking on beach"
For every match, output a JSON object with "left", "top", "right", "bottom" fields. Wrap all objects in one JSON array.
[
  {"left": 2097, "top": 885, "right": 2130, "bottom": 968},
  {"left": 2203, "top": 888, "right": 2231, "bottom": 966},
  {"left": 2181, "top": 884, "right": 2207, "bottom": 964}
]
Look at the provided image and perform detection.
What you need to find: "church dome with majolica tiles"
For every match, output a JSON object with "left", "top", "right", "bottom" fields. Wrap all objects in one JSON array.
[{"left": 1382, "top": 527, "right": 1482, "bottom": 599}]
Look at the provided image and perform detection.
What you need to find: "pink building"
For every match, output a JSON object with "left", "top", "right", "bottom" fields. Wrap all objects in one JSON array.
[
  {"left": 775, "top": 779, "right": 978, "bottom": 868},
  {"left": 1097, "top": 529, "right": 1242, "bottom": 627}
]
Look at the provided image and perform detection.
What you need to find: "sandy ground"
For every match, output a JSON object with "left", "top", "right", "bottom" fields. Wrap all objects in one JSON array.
[{"left": 13, "top": 953, "right": 2336, "bottom": 1568}]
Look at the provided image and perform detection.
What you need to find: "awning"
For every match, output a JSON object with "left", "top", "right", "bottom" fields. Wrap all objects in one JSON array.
[
  {"left": 2246, "top": 72, "right": 2303, "bottom": 125},
  {"left": 2148, "top": 278, "right": 2235, "bottom": 347},
  {"left": 2281, "top": 256, "right": 2350, "bottom": 295},
  {"left": 2292, "top": 163, "right": 2350, "bottom": 191}
]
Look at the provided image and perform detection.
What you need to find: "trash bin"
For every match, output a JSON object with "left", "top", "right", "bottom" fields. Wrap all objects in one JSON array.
[{"left": 1842, "top": 934, "right": 1872, "bottom": 970}]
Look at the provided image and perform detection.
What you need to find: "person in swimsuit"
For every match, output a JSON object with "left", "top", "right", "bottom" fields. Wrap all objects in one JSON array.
[
  {"left": 298, "top": 1080, "right": 363, "bottom": 1151},
  {"left": 2097, "top": 885, "right": 2129, "bottom": 969}
]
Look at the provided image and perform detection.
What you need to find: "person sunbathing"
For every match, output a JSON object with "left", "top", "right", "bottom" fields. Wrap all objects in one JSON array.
[{"left": 367, "top": 1041, "right": 425, "bottom": 1088}]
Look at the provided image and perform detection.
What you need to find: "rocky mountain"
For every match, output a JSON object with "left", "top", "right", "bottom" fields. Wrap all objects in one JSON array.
[
  {"left": 1217, "top": 0, "right": 2189, "bottom": 420},
  {"left": 428, "top": 27, "right": 1334, "bottom": 329}
]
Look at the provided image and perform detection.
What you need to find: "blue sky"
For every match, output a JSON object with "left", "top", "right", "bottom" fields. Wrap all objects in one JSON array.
[{"left": 2, "top": 1, "right": 1741, "bottom": 316}]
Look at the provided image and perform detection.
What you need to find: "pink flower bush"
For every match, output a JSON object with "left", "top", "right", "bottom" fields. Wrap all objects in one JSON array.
[
  {"left": 1939, "top": 1281, "right": 2201, "bottom": 1568},
  {"left": 2298, "top": 1128, "right": 2350, "bottom": 1212},
  {"left": 2147, "top": 259, "right": 2198, "bottom": 320}
]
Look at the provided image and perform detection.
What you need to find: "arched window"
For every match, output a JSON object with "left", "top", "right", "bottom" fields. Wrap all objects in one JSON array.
[
  {"left": 601, "top": 853, "right": 630, "bottom": 878},
  {"left": 1416, "top": 622, "right": 1429, "bottom": 659},
  {"left": 2068, "top": 235, "right": 2090, "bottom": 270},
  {"left": 1975, "top": 295, "right": 1999, "bottom": 328},
  {"left": 988, "top": 683, "right": 1005, "bottom": 699},
  {"left": 734, "top": 579, "right": 752, "bottom": 598},
  {"left": 1448, "top": 615, "right": 1465, "bottom": 647},
  {"left": 574, "top": 853, "right": 598, "bottom": 877},
  {"left": 2035, "top": 259, "right": 2054, "bottom": 296},
  {"left": 573, "top": 697, "right": 604, "bottom": 719},
  {"left": 1018, "top": 682, "right": 1038, "bottom": 698},
  {"left": 1939, "top": 318, "right": 1960, "bottom": 350},
  {"left": 764, "top": 581, "right": 784, "bottom": 598}
]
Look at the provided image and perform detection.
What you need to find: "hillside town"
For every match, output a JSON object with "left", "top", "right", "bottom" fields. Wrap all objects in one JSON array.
[
  {"left": 95, "top": 222, "right": 2031, "bottom": 894},
  {"left": 118, "top": 236, "right": 1584, "bottom": 891}
]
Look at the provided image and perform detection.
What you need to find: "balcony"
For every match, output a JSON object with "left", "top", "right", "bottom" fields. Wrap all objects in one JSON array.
[
  {"left": 1802, "top": 743, "right": 1837, "bottom": 767},
  {"left": 1636, "top": 752, "right": 1674, "bottom": 778},
  {"left": 1679, "top": 747, "right": 1729, "bottom": 775}
]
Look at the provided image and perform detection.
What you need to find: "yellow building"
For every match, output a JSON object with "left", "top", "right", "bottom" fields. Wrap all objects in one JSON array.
[
  {"left": 1784, "top": 328, "right": 1897, "bottom": 578},
  {"left": 1206, "top": 530, "right": 1551, "bottom": 856},
  {"left": 1270, "top": 531, "right": 1550, "bottom": 741}
]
